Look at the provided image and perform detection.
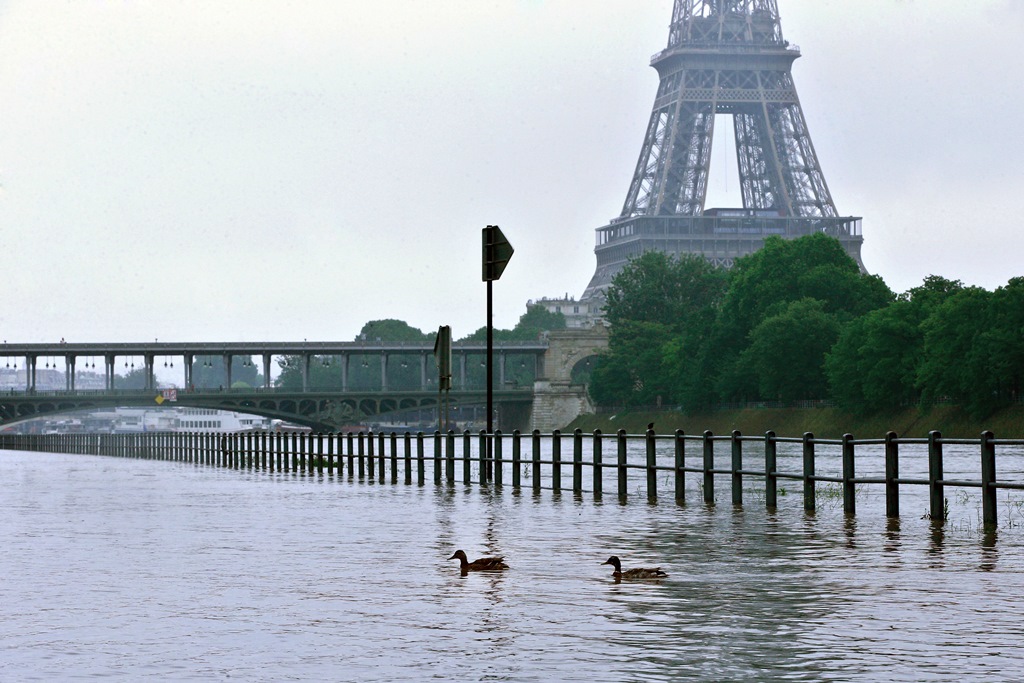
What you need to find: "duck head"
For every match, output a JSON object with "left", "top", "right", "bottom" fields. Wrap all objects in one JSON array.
[
  {"left": 448, "top": 550, "right": 468, "bottom": 562},
  {"left": 601, "top": 556, "right": 622, "bottom": 572}
]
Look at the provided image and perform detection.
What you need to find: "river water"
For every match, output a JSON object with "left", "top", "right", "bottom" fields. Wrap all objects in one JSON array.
[{"left": 2, "top": 445, "right": 1024, "bottom": 681}]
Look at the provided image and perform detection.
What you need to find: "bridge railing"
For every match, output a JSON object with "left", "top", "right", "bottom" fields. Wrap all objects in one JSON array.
[
  {"left": 0, "top": 385, "right": 533, "bottom": 398},
  {"left": 4, "top": 428, "right": 1024, "bottom": 531}
]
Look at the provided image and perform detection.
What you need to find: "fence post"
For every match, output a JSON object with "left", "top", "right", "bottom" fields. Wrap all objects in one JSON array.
[
  {"left": 617, "top": 429, "right": 628, "bottom": 499},
  {"left": 367, "top": 431, "right": 376, "bottom": 478},
  {"left": 512, "top": 430, "right": 522, "bottom": 489},
  {"left": 375, "top": 432, "right": 383, "bottom": 479},
  {"left": 462, "top": 431, "right": 472, "bottom": 485},
  {"left": 646, "top": 428, "right": 657, "bottom": 501},
  {"left": 326, "top": 432, "right": 334, "bottom": 476},
  {"left": 980, "top": 430, "right": 997, "bottom": 530},
  {"left": 532, "top": 430, "right": 542, "bottom": 491},
  {"left": 674, "top": 430, "right": 685, "bottom": 504},
  {"left": 765, "top": 431, "right": 777, "bottom": 509},
  {"left": 403, "top": 432, "right": 412, "bottom": 485},
  {"left": 346, "top": 432, "right": 355, "bottom": 476},
  {"left": 317, "top": 433, "right": 324, "bottom": 475},
  {"left": 885, "top": 431, "right": 899, "bottom": 518},
  {"left": 446, "top": 430, "right": 456, "bottom": 484},
  {"left": 433, "top": 431, "right": 443, "bottom": 484},
  {"left": 416, "top": 432, "right": 425, "bottom": 485},
  {"left": 731, "top": 430, "right": 743, "bottom": 506},
  {"left": 702, "top": 431, "right": 714, "bottom": 504},
  {"left": 802, "top": 432, "right": 815, "bottom": 512},
  {"left": 357, "top": 432, "right": 366, "bottom": 478},
  {"left": 494, "top": 430, "right": 503, "bottom": 487},
  {"left": 593, "top": 430, "right": 603, "bottom": 497},
  {"left": 378, "top": 432, "right": 387, "bottom": 480},
  {"left": 389, "top": 432, "right": 397, "bottom": 484},
  {"left": 478, "top": 430, "right": 488, "bottom": 485},
  {"left": 842, "top": 433, "right": 856, "bottom": 515},
  {"left": 928, "top": 430, "right": 944, "bottom": 521},
  {"left": 573, "top": 429, "right": 583, "bottom": 494},
  {"left": 552, "top": 430, "right": 562, "bottom": 492}
]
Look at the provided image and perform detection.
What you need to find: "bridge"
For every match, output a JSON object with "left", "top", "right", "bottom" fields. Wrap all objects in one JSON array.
[{"left": 0, "top": 329, "right": 608, "bottom": 432}]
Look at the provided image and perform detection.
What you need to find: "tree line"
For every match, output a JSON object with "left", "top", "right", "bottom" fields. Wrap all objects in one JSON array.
[{"left": 589, "top": 233, "right": 1024, "bottom": 419}]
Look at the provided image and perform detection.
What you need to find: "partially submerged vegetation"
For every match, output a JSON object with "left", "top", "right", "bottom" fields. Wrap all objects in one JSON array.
[{"left": 567, "top": 404, "right": 1024, "bottom": 439}]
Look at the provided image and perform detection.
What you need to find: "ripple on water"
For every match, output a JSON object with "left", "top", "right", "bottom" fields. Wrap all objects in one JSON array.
[{"left": 1, "top": 450, "right": 1024, "bottom": 681}]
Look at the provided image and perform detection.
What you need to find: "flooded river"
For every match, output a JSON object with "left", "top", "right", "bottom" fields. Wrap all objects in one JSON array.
[{"left": 2, "top": 447, "right": 1023, "bottom": 681}]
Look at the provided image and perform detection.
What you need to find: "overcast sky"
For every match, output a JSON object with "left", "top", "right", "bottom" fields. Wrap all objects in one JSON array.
[{"left": 1, "top": 0, "right": 1021, "bottom": 345}]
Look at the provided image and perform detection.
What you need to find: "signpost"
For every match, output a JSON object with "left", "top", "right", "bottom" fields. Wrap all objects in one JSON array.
[
  {"left": 434, "top": 325, "right": 452, "bottom": 431},
  {"left": 482, "top": 225, "right": 514, "bottom": 438}
]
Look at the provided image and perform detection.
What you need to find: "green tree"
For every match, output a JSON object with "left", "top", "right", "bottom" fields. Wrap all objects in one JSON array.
[
  {"left": 589, "top": 321, "right": 676, "bottom": 407},
  {"left": 357, "top": 319, "right": 431, "bottom": 342},
  {"left": 917, "top": 286, "right": 993, "bottom": 416},
  {"left": 603, "top": 251, "right": 726, "bottom": 329},
  {"left": 916, "top": 278, "right": 1024, "bottom": 418},
  {"left": 276, "top": 320, "right": 432, "bottom": 392},
  {"left": 711, "top": 234, "right": 893, "bottom": 402},
  {"left": 826, "top": 276, "right": 964, "bottom": 414},
  {"left": 460, "top": 304, "right": 567, "bottom": 342},
  {"left": 115, "top": 367, "right": 150, "bottom": 390},
  {"left": 740, "top": 298, "right": 840, "bottom": 401},
  {"left": 589, "top": 251, "right": 726, "bottom": 407},
  {"left": 190, "top": 355, "right": 261, "bottom": 390}
]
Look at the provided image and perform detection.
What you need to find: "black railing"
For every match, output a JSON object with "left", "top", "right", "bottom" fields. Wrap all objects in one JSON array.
[{"left": 3, "top": 429, "right": 1022, "bottom": 531}]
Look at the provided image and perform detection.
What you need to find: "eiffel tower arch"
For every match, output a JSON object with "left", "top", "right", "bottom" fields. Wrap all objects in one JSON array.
[{"left": 582, "top": 0, "right": 865, "bottom": 306}]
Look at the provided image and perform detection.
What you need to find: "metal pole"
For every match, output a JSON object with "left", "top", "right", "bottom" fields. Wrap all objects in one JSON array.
[{"left": 486, "top": 278, "right": 494, "bottom": 435}]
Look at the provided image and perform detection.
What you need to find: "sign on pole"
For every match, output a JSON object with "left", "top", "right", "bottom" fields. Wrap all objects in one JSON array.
[
  {"left": 433, "top": 325, "right": 452, "bottom": 391},
  {"left": 482, "top": 225, "right": 514, "bottom": 281}
]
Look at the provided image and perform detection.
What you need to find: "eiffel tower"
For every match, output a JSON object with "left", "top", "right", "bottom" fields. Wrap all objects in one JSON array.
[{"left": 581, "top": 0, "right": 865, "bottom": 305}]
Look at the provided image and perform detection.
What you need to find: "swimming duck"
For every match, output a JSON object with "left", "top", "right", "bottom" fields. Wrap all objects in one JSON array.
[
  {"left": 602, "top": 555, "right": 667, "bottom": 579},
  {"left": 448, "top": 549, "right": 509, "bottom": 572}
]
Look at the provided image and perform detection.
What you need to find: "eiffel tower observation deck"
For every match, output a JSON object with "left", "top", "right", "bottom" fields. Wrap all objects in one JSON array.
[{"left": 581, "top": 0, "right": 865, "bottom": 305}]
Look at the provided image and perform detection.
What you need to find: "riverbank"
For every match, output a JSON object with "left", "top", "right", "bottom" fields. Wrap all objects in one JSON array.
[{"left": 566, "top": 404, "right": 1024, "bottom": 439}]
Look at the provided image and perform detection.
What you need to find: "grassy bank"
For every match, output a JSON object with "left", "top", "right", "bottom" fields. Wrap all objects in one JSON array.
[{"left": 566, "top": 404, "right": 1024, "bottom": 439}]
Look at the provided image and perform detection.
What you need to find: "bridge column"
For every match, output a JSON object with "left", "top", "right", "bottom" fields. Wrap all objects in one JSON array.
[
  {"left": 420, "top": 352, "right": 428, "bottom": 391},
  {"left": 105, "top": 355, "right": 115, "bottom": 390},
  {"left": 458, "top": 352, "right": 466, "bottom": 389},
  {"left": 66, "top": 355, "right": 76, "bottom": 391},
  {"left": 27, "top": 355, "right": 36, "bottom": 392},
  {"left": 499, "top": 350, "right": 506, "bottom": 388},
  {"left": 223, "top": 354, "right": 233, "bottom": 389},
  {"left": 184, "top": 354, "right": 193, "bottom": 389},
  {"left": 381, "top": 352, "right": 388, "bottom": 391},
  {"left": 301, "top": 354, "right": 310, "bottom": 392},
  {"left": 262, "top": 354, "right": 272, "bottom": 389},
  {"left": 145, "top": 354, "right": 155, "bottom": 392},
  {"left": 341, "top": 354, "right": 349, "bottom": 391}
]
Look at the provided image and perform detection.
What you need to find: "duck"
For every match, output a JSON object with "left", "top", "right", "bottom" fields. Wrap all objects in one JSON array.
[
  {"left": 601, "top": 555, "right": 667, "bottom": 579},
  {"left": 448, "top": 549, "right": 509, "bottom": 572}
]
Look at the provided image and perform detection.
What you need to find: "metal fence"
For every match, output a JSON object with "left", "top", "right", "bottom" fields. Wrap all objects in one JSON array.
[{"left": 3, "top": 428, "right": 1022, "bottom": 530}]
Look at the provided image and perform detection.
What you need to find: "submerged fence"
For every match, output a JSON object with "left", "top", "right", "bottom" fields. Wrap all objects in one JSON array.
[{"left": 3, "top": 429, "right": 1023, "bottom": 529}]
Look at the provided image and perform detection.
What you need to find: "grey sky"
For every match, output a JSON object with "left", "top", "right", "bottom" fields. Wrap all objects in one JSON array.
[{"left": 1, "top": 0, "right": 1021, "bottom": 344}]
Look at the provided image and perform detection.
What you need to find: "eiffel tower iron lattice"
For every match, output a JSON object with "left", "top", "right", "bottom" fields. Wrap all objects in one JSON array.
[{"left": 582, "top": 0, "right": 865, "bottom": 304}]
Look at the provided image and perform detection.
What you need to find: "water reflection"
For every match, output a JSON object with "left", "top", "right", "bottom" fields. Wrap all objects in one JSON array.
[
  {"left": 2, "top": 450, "right": 1024, "bottom": 681},
  {"left": 843, "top": 515, "right": 857, "bottom": 549},
  {"left": 981, "top": 530, "right": 998, "bottom": 572}
]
